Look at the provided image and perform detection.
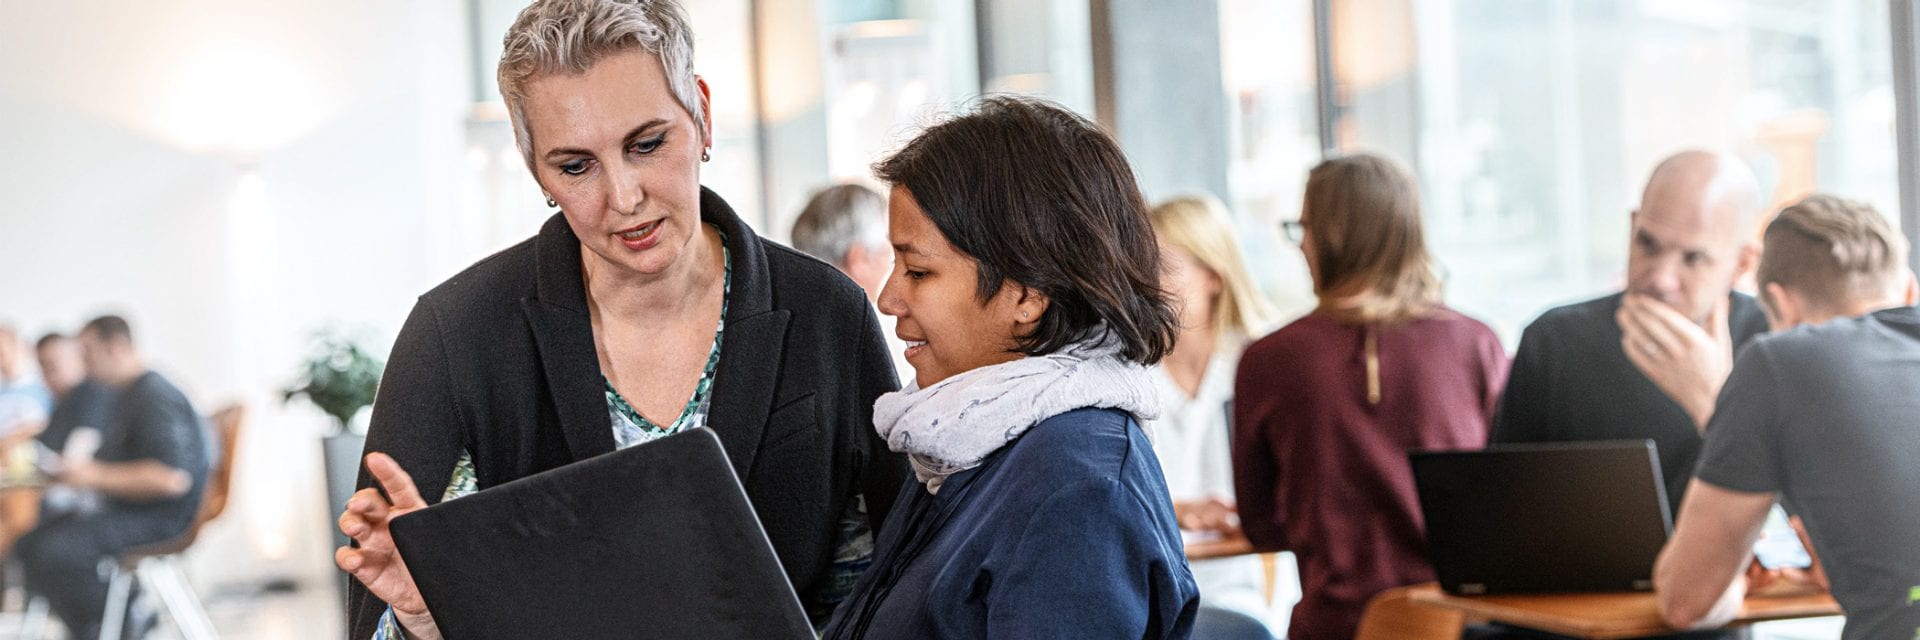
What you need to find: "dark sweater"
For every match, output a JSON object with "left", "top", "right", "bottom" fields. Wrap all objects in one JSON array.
[
  {"left": 1489, "top": 292, "right": 1768, "bottom": 513},
  {"left": 823, "top": 407, "right": 1200, "bottom": 639},
  {"left": 346, "top": 188, "right": 911, "bottom": 639},
  {"left": 1233, "top": 308, "right": 1507, "bottom": 640}
]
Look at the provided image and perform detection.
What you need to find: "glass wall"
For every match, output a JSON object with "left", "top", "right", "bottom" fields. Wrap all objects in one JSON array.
[
  {"left": 1327, "top": 0, "right": 1900, "bottom": 337},
  {"left": 465, "top": 0, "right": 1908, "bottom": 339},
  {"left": 1219, "top": 0, "right": 1324, "bottom": 320}
]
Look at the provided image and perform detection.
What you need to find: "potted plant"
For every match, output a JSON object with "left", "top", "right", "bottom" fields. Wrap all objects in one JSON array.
[{"left": 283, "top": 330, "right": 384, "bottom": 550}]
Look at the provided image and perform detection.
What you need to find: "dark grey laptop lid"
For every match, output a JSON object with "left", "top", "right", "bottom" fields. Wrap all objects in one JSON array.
[
  {"left": 389, "top": 427, "right": 813, "bottom": 639},
  {"left": 1410, "top": 439, "right": 1672, "bottom": 595}
]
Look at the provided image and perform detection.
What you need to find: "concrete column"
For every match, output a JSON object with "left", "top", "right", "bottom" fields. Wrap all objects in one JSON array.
[{"left": 1090, "top": 0, "right": 1233, "bottom": 203}]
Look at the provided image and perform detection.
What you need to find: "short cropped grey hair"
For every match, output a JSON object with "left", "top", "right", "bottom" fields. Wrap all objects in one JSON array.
[
  {"left": 790, "top": 184, "right": 889, "bottom": 268},
  {"left": 497, "top": 0, "right": 705, "bottom": 170}
]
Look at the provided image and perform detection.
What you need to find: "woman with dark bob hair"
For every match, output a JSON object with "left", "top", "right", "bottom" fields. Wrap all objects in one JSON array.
[{"left": 821, "top": 96, "right": 1199, "bottom": 639}]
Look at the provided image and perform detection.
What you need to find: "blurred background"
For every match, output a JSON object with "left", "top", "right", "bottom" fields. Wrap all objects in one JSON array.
[{"left": 1, "top": 0, "right": 1913, "bottom": 637}]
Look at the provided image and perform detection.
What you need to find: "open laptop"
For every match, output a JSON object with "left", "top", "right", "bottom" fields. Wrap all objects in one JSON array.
[
  {"left": 1411, "top": 439, "right": 1673, "bottom": 595},
  {"left": 389, "top": 427, "right": 814, "bottom": 639}
]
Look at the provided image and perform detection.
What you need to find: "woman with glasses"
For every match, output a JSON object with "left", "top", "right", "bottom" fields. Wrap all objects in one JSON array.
[{"left": 1231, "top": 153, "right": 1508, "bottom": 640}]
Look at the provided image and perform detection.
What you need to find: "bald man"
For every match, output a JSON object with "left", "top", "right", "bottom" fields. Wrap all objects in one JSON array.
[{"left": 1491, "top": 150, "right": 1769, "bottom": 517}]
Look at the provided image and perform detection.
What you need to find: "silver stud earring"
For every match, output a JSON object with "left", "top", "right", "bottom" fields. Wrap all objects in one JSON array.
[
  {"left": 545, "top": 196, "right": 557, "bottom": 208},
  {"left": 701, "top": 149, "right": 711, "bottom": 163}
]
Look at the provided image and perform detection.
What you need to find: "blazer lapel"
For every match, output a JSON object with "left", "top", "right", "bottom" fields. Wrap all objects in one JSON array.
[
  {"left": 525, "top": 213, "right": 616, "bottom": 461},
  {"left": 701, "top": 187, "right": 786, "bottom": 480},
  {"left": 706, "top": 309, "right": 788, "bottom": 479}
]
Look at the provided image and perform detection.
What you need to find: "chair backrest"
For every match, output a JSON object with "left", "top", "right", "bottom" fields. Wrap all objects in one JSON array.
[
  {"left": 124, "top": 403, "right": 244, "bottom": 559},
  {"left": 1354, "top": 586, "right": 1465, "bottom": 640},
  {"left": 194, "top": 403, "right": 245, "bottom": 529}
]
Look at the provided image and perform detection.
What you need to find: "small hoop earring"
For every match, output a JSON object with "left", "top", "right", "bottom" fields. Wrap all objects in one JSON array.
[
  {"left": 701, "top": 150, "right": 711, "bottom": 163},
  {"left": 545, "top": 196, "right": 557, "bottom": 208}
]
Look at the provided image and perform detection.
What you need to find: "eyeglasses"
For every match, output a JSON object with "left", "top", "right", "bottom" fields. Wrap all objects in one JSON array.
[{"left": 1279, "top": 220, "right": 1305, "bottom": 245}]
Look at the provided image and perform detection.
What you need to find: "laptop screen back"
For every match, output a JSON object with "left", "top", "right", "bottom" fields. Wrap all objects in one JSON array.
[
  {"left": 389, "top": 427, "right": 814, "bottom": 639},
  {"left": 1411, "top": 439, "right": 1672, "bottom": 595}
]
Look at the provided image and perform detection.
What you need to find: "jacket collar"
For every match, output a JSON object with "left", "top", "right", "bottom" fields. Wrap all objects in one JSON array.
[{"left": 523, "top": 187, "right": 786, "bottom": 477}]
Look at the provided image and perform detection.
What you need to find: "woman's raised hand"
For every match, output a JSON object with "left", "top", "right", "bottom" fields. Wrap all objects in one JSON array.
[{"left": 336, "top": 452, "right": 443, "bottom": 640}]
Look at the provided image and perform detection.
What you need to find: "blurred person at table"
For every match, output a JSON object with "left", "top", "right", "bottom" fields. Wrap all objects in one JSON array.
[
  {"left": 820, "top": 96, "right": 1198, "bottom": 639},
  {"left": 0, "top": 324, "right": 51, "bottom": 439},
  {"left": 1147, "top": 195, "right": 1282, "bottom": 634},
  {"left": 15, "top": 315, "right": 208, "bottom": 640},
  {"left": 1655, "top": 194, "right": 1920, "bottom": 640},
  {"left": 1232, "top": 153, "right": 1507, "bottom": 640},
  {"left": 1491, "top": 150, "right": 1769, "bottom": 516},
  {"left": 35, "top": 332, "right": 116, "bottom": 451},
  {"left": 332, "top": 2, "right": 910, "bottom": 638}
]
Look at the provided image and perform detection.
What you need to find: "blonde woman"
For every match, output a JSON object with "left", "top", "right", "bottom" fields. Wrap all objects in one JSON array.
[
  {"left": 1146, "top": 196, "right": 1280, "bottom": 631},
  {"left": 1231, "top": 153, "right": 1508, "bottom": 640}
]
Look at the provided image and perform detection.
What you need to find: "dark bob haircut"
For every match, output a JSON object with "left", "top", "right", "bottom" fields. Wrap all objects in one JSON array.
[{"left": 874, "top": 95, "right": 1178, "bottom": 365}]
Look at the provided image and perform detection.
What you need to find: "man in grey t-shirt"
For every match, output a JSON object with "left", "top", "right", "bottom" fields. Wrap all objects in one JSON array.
[{"left": 1654, "top": 194, "right": 1920, "bottom": 639}]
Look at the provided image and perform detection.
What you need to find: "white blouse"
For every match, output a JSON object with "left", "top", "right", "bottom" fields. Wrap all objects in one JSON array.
[{"left": 1146, "top": 340, "right": 1270, "bottom": 619}]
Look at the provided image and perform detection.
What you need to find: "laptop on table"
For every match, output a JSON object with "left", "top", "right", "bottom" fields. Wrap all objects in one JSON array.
[
  {"left": 1411, "top": 439, "right": 1673, "bottom": 595},
  {"left": 389, "top": 427, "right": 814, "bottom": 639}
]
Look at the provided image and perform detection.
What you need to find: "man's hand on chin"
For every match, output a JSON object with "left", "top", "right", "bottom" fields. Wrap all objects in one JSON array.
[{"left": 1617, "top": 294, "right": 1734, "bottom": 433}]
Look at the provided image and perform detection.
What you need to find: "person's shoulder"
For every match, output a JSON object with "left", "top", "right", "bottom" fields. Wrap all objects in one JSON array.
[
  {"left": 1525, "top": 292, "right": 1621, "bottom": 334},
  {"left": 763, "top": 239, "right": 869, "bottom": 313},
  {"left": 1245, "top": 312, "right": 1338, "bottom": 355},
  {"left": 70, "top": 379, "right": 111, "bottom": 399},
  {"left": 416, "top": 234, "right": 540, "bottom": 310},
  {"left": 1752, "top": 306, "right": 1919, "bottom": 363},
  {"left": 1417, "top": 306, "right": 1500, "bottom": 340},
  {"left": 129, "top": 371, "right": 192, "bottom": 408},
  {"left": 1726, "top": 291, "right": 1770, "bottom": 344},
  {"left": 1000, "top": 407, "right": 1144, "bottom": 482}
]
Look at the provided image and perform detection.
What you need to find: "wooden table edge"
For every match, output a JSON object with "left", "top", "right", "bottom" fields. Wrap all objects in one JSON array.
[{"left": 1405, "top": 582, "right": 1840, "bottom": 640}]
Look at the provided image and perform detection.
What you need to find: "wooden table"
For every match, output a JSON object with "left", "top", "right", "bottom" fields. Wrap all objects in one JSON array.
[
  {"left": 1184, "top": 534, "right": 1256, "bottom": 561},
  {"left": 1406, "top": 583, "right": 1841, "bottom": 639}
]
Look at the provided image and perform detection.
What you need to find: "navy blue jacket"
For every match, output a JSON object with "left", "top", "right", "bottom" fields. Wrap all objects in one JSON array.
[{"left": 824, "top": 407, "right": 1199, "bottom": 639}]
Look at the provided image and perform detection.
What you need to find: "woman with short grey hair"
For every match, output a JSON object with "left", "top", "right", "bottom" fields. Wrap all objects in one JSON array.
[{"left": 334, "top": 1, "right": 908, "bottom": 638}]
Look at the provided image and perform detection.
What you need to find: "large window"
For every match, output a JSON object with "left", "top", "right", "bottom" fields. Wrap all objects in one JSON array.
[
  {"left": 1327, "top": 0, "right": 1900, "bottom": 337},
  {"left": 1219, "top": 0, "right": 1324, "bottom": 320}
]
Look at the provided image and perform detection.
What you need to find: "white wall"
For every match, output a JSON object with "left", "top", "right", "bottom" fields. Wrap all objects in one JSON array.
[{"left": 0, "top": 0, "right": 510, "bottom": 615}]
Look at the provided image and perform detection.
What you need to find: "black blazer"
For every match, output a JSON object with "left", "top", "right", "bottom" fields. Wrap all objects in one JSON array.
[{"left": 346, "top": 188, "right": 909, "bottom": 638}]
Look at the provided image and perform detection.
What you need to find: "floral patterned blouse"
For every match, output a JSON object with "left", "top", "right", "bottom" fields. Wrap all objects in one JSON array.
[{"left": 375, "top": 237, "right": 873, "bottom": 637}]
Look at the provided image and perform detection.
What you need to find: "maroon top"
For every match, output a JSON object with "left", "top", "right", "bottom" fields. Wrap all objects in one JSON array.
[{"left": 1232, "top": 307, "right": 1507, "bottom": 640}]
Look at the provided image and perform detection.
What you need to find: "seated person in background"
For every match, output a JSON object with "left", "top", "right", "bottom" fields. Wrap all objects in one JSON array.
[
  {"left": 820, "top": 96, "right": 1198, "bottom": 639},
  {"left": 1655, "top": 194, "right": 1920, "bottom": 639},
  {"left": 1492, "top": 150, "right": 1769, "bottom": 515},
  {"left": 35, "top": 332, "right": 117, "bottom": 451},
  {"left": 1233, "top": 153, "right": 1508, "bottom": 640},
  {"left": 32, "top": 332, "right": 86, "bottom": 402},
  {"left": 790, "top": 182, "right": 914, "bottom": 380},
  {"left": 1146, "top": 195, "right": 1283, "bottom": 633},
  {"left": 15, "top": 315, "right": 210, "bottom": 640},
  {"left": 790, "top": 182, "right": 891, "bottom": 302},
  {"left": 0, "top": 324, "right": 52, "bottom": 439}
]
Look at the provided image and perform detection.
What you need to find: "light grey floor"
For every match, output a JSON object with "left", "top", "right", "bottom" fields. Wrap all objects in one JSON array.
[
  {"left": 0, "top": 577, "right": 343, "bottom": 640},
  {"left": 0, "top": 574, "right": 1846, "bottom": 639}
]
